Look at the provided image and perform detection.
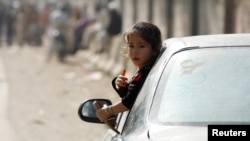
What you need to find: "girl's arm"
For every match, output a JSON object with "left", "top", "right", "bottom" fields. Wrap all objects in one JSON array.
[{"left": 96, "top": 101, "right": 128, "bottom": 122}]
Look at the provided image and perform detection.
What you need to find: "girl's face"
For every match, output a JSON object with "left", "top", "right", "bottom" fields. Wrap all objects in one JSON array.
[{"left": 127, "top": 34, "right": 156, "bottom": 69}]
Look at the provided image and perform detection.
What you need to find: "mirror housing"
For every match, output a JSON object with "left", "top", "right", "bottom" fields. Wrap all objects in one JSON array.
[{"left": 78, "top": 99, "right": 112, "bottom": 123}]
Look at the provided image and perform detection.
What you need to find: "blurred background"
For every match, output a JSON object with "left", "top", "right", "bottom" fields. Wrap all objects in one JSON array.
[
  {"left": 1, "top": 0, "right": 250, "bottom": 72},
  {"left": 0, "top": 0, "right": 250, "bottom": 141}
]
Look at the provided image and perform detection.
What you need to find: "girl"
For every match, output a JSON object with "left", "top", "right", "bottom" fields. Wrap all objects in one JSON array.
[{"left": 96, "top": 22, "right": 162, "bottom": 122}]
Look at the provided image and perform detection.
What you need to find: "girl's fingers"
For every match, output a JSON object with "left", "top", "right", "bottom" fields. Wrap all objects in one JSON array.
[
  {"left": 117, "top": 78, "right": 128, "bottom": 87},
  {"left": 118, "top": 76, "right": 128, "bottom": 82},
  {"left": 121, "top": 69, "right": 126, "bottom": 76},
  {"left": 116, "top": 70, "right": 127, "bottom": 89}
]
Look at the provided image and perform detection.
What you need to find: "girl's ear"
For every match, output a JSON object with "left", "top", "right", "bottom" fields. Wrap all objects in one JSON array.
[
  {"left": 152, "top": 51, "right": 157, "bottom": 56},
  {"left": 152, "top": 51, "right": 158, "bottom": 58},
  {"left": 152, "top": 47, "right": 160, "bottom": 56}
]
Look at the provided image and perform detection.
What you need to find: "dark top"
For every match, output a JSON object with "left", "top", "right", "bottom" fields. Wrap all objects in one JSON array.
[{"left": 112, "top": 64, "right": 153, "bottom": 109}]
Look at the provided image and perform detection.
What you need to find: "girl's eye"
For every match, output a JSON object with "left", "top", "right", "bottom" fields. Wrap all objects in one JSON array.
[
  {"left": 128, "top": 45, "right": 134, "bottom": 48},
  {"left": 139, "top": 45, "right": 145, "bottom": 48}
]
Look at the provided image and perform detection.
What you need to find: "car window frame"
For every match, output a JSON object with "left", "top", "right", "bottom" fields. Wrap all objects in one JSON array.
[{"left": 116, "top": 111, "right": 130, "bottom": 132}]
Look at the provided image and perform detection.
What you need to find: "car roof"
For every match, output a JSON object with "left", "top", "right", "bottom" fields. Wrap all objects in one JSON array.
[{"left": 163, "top": 33, "right": 250, "bottom": 51}]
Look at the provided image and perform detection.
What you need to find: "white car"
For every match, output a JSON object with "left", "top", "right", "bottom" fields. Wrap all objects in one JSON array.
[{"left": 78, "top": 34, "right": 250, "bottom": 141}]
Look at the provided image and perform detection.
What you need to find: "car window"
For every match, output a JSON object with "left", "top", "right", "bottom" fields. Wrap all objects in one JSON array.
[{"left": 150, "top": 47, "right": 250, "bottom": 125}]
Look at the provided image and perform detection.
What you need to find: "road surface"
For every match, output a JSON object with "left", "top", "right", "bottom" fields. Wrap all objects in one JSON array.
[{"left": 0, "top": 44, "right": 120, "bottom": 141}]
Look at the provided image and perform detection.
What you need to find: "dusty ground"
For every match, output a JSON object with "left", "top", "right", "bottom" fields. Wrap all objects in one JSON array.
[{"left": 0, "top": 44, "right": 120, "bottom": 141}]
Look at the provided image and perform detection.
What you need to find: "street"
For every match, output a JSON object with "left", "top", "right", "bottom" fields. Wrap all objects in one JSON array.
[{"left": 0, "top": 44, "right": 120, "bottom": 141}]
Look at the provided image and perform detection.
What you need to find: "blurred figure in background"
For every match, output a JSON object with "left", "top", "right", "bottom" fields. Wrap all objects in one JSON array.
[
  {"left": 26, "top": 3, "right": 43, "bottom": 46},
  {"left": 0, "top": 1, "right": 16, "bottom": 47},
  {"left": 39, "top": 1, "right": 50, "bottom": 33},
  {"left": 5, "top": 4, "right": 16, "bottom": 46},
  {"left": 70, "top": 5, "right": 93, "bottom": 55},
  {"left": 15, "top": 2, "right": 30, "bottom": 46},
  {"left": 106, "top": 1, "right": 122, "bottom": 37},
  {"left": 95, "top": 0, "right": 122, "bottom": 53},
  {"left": 81, "top": 0, "right": 122, "bottom": 53},
  {"left": 0, "top": 1, "right": 5, "bottom": 46},
  {"left": 46, "top": 2, "right": 71, "bottom": 62},
  {"left": 81, "top": 1, "right": 110, "bottom": 52}
]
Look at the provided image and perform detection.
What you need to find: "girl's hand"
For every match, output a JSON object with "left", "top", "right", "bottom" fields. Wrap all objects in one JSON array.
[
  {"left": 115, "top": 69, "right": 128, "bottom": 89},
  {"left": 115, "top": 75, "right": 128, "bottom": 89},
  {"left": 96, "top": 105, "right": 110, "bottom": 122}
]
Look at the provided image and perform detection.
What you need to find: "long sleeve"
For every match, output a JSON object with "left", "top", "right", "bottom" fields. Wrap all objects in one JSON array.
[
  {"left": 118, "top": 65, "right": 153, "bottom": 109},
  {"left": 111, "top": 77, "right": 128, "bottom": 98}
]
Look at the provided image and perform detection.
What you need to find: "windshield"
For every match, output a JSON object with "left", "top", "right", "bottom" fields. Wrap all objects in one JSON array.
[{"left": 151, "top": 47, "right": 250, "bottom": 125}]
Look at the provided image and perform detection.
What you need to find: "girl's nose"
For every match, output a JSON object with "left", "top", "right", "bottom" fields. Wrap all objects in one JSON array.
[{"left": 133, "top": 48, "right": 139, "bottom": 55}]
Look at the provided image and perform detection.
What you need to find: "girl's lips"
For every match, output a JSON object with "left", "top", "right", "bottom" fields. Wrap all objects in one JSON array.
[{"left": 133, "top": 57, "right": 139, "bottom": 61}]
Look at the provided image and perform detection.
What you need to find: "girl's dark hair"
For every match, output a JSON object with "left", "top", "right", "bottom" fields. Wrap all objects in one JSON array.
[{"left": 123, "top": 22, "right": 162, "bottom": 52}]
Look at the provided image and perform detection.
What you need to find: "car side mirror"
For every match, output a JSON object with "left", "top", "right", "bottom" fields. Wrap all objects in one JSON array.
[{"left": 78, "top": 99, "right": 112, "bottom": 123}]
